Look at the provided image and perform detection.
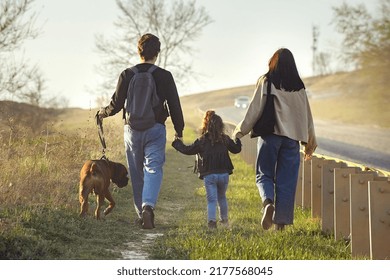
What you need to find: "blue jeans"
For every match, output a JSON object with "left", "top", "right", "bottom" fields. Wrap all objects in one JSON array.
[
  {"left": 204, "top": 173, "right": 229, "bottom": 222},
  {"left": 124, "top": 123, "right": 166, "bottom": 217},
  {"left": 256, "top": 134, "right": 300, "bottom": 225}
]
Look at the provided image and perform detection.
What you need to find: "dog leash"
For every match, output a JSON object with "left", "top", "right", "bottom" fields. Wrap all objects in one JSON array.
[{"left": 95, "top": 113, "right": 107, "bottom": 157}]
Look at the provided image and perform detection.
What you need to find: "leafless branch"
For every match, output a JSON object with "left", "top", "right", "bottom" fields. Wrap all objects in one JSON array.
[
  {"left": 94, "top": 0, "right": 213, "bottom": 102},
  {"left": 0, "top": 0, "right": 40, "bottom": 52},
  {"left": 0, "top": 55, "right": 45, "bottom": 106}
]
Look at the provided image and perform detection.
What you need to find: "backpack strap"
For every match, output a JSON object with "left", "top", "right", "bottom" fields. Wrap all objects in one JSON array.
[
  {"left": 147, "top": 64, "right": 158, "bottom": 73},
  {"left": 130, "top": 66, "right": 139, "bottom": 74},
  {"left": 130, "top": 65, "right": 158, "bottom": 74}
]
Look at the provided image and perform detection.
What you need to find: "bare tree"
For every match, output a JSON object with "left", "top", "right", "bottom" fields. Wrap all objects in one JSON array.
[
  {"left": 311, "top": 25, "right": 319, "bottom": 76},
  {"left": 0, "top": 0, "right": 45, "bottom": 105},
  {"left": 332, "top": 0, "right": 390, "bottom": 71},
  {"left": 95, "top": 0, "right": 213, "bottom": 103},
  {"left": 0, "top": 0, "right": 39, "bottom": 50}
]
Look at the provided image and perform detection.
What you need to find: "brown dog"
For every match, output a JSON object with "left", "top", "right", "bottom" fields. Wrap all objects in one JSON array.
[{"left": 79, "top": 158, "right": 128, "bottom": 219}]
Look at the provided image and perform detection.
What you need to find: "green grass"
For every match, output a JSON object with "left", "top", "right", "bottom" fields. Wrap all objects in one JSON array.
[
  {"left": 0, "top": 108, "right": 139, "bottom": 259},
  {"left": 0, "top": 180, "right": 137, "bottom": 260},
  {"left": 0, "top": 103, "right": 362, "bottom": 260},
  {"left": 150, "top": 148, "right": 355, "bottom": 260}
]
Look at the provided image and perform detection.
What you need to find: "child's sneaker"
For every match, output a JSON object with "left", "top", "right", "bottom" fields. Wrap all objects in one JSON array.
[{"left": 208, "top": 220, "right": 217, "bottom": 229}]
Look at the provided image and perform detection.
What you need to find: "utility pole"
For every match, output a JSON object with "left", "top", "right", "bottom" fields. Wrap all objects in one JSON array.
[{"left": 312, "top": 25, "right": 319, "bottom": 76}]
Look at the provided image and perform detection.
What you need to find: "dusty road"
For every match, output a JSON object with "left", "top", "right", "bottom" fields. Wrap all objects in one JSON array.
[{"left": 312, "top": 119, "right": 390, "bottom": 171}]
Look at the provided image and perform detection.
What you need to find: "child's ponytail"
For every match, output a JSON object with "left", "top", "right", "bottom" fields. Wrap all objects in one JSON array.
[
  {"left": 201, "top": 110, "right": 215, "bottom": 135},
  {"left": 201, "top": 110, "right": 227, "bottom": 146}
]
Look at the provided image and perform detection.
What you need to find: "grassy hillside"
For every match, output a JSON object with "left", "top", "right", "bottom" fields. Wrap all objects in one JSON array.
[
  {"left": 181, "top": 69, "right": 390, "bottom": 128},
  {"left": 305, "top": 70, "right": 389, "bottom": 127}
]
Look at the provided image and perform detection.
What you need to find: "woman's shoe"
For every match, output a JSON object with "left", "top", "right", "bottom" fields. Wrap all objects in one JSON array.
[
  {"left": 261, "top": 203, "right": 274, "bottom": 230},
  {"left": 220, "top": 219, "right": 229, "bottom": 227}
]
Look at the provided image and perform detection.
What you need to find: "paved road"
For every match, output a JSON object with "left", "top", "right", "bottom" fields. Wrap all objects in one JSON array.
[{"left": 215, "top": 106, "right": 390, "bottom": 171}]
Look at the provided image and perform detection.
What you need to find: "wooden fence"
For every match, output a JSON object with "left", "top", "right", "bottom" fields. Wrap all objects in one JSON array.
[{"left": 225, "top": 123, "right": 390, "bottom": 260}]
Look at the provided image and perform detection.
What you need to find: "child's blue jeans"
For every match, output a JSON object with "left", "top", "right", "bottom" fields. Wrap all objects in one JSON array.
[{"left": 204, "top": 173, "right": 229, "bottom": 222}]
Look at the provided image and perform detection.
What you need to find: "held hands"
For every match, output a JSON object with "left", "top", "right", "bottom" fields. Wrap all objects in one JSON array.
[
  {"left": 171, "top": 134, "right": 183, "bottom": 151},
  {"left": 173, "top": 133, "right": 183, "bottom": 142}
]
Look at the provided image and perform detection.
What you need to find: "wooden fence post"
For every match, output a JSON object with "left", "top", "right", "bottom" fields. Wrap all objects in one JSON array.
[
  {"left": 334, "top": 167, "right": 360, "bottom": 241},
  {"left": 311, "top": 156, "right": 326, "bottom": 218},
  {"left": 302, "top": 159, "right": 312, "bottom": 209},
  {"left": 369, "top": 180, "right": 390, "bottom": 260},
  {"left": 349, "top": 173, "right": 376, "bottom": 258},
  {"left": 321, "top": 161, "right": 347, "bottom": 234},
  {"left": 295, "top": 153, "right": 303, "bottom": 207},
  {"left": 350, "top": 174, "right": 388, "bottom": 258}
]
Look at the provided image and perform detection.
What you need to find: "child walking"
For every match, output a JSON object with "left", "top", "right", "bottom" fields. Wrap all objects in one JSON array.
[{"left": 172, "top": 110, "right": 242, "bottom": 229}]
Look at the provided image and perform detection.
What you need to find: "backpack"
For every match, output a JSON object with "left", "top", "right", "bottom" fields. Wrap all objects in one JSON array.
[{"left": 125, "top": 65, "right": 159, "bottom": 130}]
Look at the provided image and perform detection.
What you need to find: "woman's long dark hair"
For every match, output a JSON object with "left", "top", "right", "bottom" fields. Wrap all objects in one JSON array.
[{"left": 265, "top": 48, "right": 305, "bottom": 91}]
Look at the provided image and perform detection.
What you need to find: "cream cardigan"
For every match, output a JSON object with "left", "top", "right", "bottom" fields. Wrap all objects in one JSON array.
[{"left": 233, "top": 76, "right": 317, "bottom": 156}]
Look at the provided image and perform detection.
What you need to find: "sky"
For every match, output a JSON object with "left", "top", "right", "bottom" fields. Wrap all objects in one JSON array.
[{"left": 18, "top": 0, "right": 379, "bottom": 108}]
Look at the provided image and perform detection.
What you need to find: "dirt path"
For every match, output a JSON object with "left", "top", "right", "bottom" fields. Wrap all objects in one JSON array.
[
  {"left": 119, "top": 232, "right": 163, "bottom": 259},
  {"left": 114, "top": 142, "right": 198, "bottom": 260}
]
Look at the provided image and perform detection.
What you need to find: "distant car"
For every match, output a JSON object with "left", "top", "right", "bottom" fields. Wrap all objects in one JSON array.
[{"left": 234, "top": 96, "right": 250, "bottom": 109}]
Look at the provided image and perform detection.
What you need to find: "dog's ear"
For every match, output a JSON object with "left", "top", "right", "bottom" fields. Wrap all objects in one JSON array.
[{"left": 111, "top": 162, "right": 126, "bottom": 177}]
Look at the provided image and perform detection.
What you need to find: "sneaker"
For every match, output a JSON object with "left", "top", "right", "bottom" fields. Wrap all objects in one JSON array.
[
  {"left": 142, "top": 205, "right": 155, "bottom": 229},
  {"left": 263, "top": 198, "right": 273, "bottom": 208},
  {"left": 208, "top": 220, "right": 217, "bottom": 229},
  {"left": 261, "top": 203, "right": 274, "bottom": 230}
]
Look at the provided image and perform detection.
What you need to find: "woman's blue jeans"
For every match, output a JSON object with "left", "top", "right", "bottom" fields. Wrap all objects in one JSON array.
[
  {"left": 256, "top": 134, "right": 300, "bottom": 225},
  {"left": 124, "top": 123, "right": 166, "bottom": 217},
  {"left": 204, "top": 173, "right": 229, "bottom": 222}
]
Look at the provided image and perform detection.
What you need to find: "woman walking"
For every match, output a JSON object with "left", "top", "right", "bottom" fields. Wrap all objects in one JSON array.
[{"left": 233, "top": 48, "right": 317, "bottom": 230}]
